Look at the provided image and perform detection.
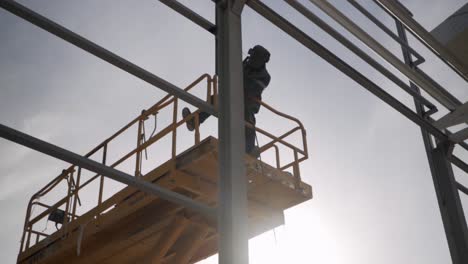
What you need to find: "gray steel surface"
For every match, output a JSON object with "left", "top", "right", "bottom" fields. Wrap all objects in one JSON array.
[
  {"left": 396, "top": 21, "right": 468, "bottom": 264},
  {"left": 160, "top": 0, "right": 216, "bottom": 33},
  {"left": 216, "top": 1, "right": 249, "bottom": 263}
]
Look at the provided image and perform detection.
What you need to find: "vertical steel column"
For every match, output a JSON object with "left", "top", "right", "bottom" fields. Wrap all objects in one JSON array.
[
  {"left": 215, "top": 0, "right": 249, "bottom": 263},
  {"left": 396, "top": 21, "right": 468, "bottom": 264}
]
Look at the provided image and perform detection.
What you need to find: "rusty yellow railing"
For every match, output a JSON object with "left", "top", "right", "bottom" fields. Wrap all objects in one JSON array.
[{"left": 18, "top": 73, "right": 308, "bottom": 256}]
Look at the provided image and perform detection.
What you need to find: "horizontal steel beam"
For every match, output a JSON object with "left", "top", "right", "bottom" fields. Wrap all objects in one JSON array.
[
  {"left": 0, "top": 0, "right": 215, "bottom": 116},
  {"left": 347, "top": 0, "right": 425, "bottom": 66},
  {"left": 285, "top": 0, "right": 436, "bottom": 112},
  {"left": 434, "top": 102, "right": 468, "bottom": 129},
  {"left": 247, "top": 0, "right": 447, "bottom": 140},
  {"left": 374, "top": 0, "right": 468, "bottom": 82},
  {"left": 308, "top": 0, "right": 460, "bottom": 111},
  {"left": 0, "top": 123, "right": 216, "bottom": 218},
  {"left": 159, "top": 0, "right": 216, "bottom": 34},
  {"left": 457, "top": 182, "right": 468, "bottom": 196},
  {"left": 450, "top": 155, "right": 468, "bottom": 175}
]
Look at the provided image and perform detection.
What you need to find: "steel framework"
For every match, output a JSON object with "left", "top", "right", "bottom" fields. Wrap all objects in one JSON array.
[{"left": 1, "top": 0, "right": 468, "bottom": 263}]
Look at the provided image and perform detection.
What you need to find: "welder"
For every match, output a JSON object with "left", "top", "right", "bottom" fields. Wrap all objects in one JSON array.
[{"left": 182, "top": 45, "right": 271, "bottom": 157}]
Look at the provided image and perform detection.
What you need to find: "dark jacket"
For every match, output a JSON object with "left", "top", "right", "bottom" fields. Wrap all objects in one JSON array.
[{"left": 243, "top": 61, "right": 271, "bottom": 114}]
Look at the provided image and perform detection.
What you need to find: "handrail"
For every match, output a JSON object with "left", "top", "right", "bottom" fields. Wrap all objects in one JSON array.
[
  {"left": 20, "top": 73, "right": 213, "bottom": 253},
  {"left": 19, "top": 73, "right": 309, "bottom": 254},
  {"left": 255, "top": 98, "right": 308, "bottom": 157}
]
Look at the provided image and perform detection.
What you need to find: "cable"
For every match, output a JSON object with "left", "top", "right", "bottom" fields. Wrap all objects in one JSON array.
[
  {"left": 149, "top": 112, "right": 158, "bottom": 139},
  {"left": 142, "top": 112, "right": 158, "bottom": 161}
]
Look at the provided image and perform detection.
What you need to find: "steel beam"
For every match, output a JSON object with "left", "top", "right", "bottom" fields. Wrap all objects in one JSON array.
[
  {"left": 457, "top": 182, "right": 468, "bottom": 196},
  {"left": 375, "top": 0, "right": 468, "bottom": 82},
  {"left": 0, "top": 0, "right": 215, "bottom": 115},
  {"left": 308, "top": 0, "right": 460, "bottom": 111},
  {"left": 216, "top": 0, "right": 249, "bottom": 263},
  {"left": 346, "top": 0, "right": 425, "bottom": 66},
  {"left": 430, "top": 141, "right": 468, "bottom": 263},
  {"left": 284, "top": 0, "right": 436, "bottom": 112},
  {"left": 449, "top": 127, "right": 468, "bottom": 144},
  {"left": 450, "top": 155, "right": 468, "bottom": 175},
  {"left": 434, "top": 102, "right": 468, "bottom": 129},
  {"left": 396, "top": 21, "right": 468, "bottom": 264},
  {"left": 247, "top": 0, "right": 447, "bottom": 141},
  {"left": 159, "top": 0, "right": 216, "bottom": 34},
  {"left": 0, "top": 123, "right": 216, "bottom": 218}
]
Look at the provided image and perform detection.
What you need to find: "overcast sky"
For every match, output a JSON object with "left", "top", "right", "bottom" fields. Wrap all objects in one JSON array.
[{"left": 1, "top": 0, "right": 468, "bottom": 263}]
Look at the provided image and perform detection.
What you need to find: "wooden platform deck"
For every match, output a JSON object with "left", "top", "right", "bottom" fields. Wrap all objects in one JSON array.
[{"left": 18, "top": 136, "right": 312, "bottom": 264}]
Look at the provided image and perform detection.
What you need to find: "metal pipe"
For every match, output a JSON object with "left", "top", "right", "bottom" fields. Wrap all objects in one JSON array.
[
  {"left": 172, "top": 99, "right": 178, "bottom": 160},
  {"left": 254, "top": 126, "right": 305, "bottom": 155},
  {"left": 98, "top": 144, "right": 107, "bottom": 207},
  {"left": 259, "top": 126, "right": 300, "bottom": 153},
  {"left": 0, "top": 123, "right": 216, "bottom": 218},
  {"left": 159, "top": 0, "right": 216, "bottom": 33},
  {"left": 280, "top": 156, "right": 308, "bottom": 171}
]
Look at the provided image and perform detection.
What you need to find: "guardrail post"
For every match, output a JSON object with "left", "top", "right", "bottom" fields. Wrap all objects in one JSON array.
[
  {"left": 293, "top": 150, "right": 301, "bottom": 189},
  {"left": 135, "top": 118, "right": 144, "bottom": 177},
  {"left": 72, "top": 167, "right": 82, "bottom": 220},
  {"left": 98, "top": 144, "right": 107, "bottom": 208},
  {"left": 172, "top": 98, "right": 178, "bottom": 167}
]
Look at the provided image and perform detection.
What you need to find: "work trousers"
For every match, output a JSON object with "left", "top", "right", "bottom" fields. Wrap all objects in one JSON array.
[{"left": 198, "top": 98, "right": 257, "bottom": 154}]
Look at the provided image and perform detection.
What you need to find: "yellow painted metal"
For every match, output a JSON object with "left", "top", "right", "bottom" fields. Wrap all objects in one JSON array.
[{"left": 17, "top": 74, "right": 312, "bottom": 264}]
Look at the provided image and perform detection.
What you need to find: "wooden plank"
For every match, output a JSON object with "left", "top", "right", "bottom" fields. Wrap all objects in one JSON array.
[
  {"left": 21, "top": 136, "right": 312, "bottom": 264},
  {"left": 168, "top": 225, "right": 209, "bottom": 264},
  {"left": 145, "top": 216, "right": 189, "bottom": 264}
]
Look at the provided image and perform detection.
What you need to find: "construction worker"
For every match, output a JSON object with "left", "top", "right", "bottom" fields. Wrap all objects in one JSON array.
[{"left": 182, "top": 45, "right": 271, "bottom": 157}]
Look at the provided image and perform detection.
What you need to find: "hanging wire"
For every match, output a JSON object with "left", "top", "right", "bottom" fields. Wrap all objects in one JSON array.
[{"left": 141, "top": 112, "right": 158, "bottom": 161}]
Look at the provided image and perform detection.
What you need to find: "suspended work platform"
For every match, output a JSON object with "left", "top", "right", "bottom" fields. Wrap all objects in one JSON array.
[{"left": 17, "top": 74, "right": 312, "bottom": 264}]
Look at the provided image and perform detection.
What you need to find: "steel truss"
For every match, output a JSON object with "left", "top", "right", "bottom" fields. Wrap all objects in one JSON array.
[{"left": 0, "top": 0, "right": 468, "bottom": 263}]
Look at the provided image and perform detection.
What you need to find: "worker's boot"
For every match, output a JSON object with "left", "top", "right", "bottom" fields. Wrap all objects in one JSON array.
[{"left": 182, "top": 107, "right": 195, "bottom": 131}]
